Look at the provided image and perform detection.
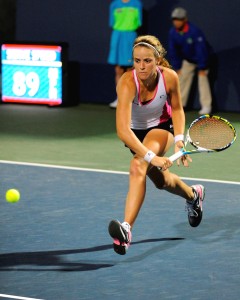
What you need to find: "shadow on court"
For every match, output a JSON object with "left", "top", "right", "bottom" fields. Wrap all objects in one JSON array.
[
  {"left": 0, "top": 238, "right": 184, "bottom": 272},
  {"left": 175, "top": 213, "right": 240, "bottom": 243}
]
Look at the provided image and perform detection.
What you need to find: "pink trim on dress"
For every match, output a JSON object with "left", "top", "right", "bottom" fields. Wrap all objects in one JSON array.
[{"left": 159, "top": 68, "right": 172, "bottom": 123}]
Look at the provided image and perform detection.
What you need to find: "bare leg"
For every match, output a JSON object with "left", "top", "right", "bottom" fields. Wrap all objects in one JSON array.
[
  {"left": 144, "top": 129, "right": 195, "bottom": 200},
  {"left": 147, "top": 166, "right": 194, "bottom": 200},
  {"left": 123, "top": 128, "right": 196, "bottom": 228},
  {"left": 124, "top": 156, "right": 149, "bottom": 227},
  {"left": 124, "top": 129, "right": 177, "bottom": 227}
]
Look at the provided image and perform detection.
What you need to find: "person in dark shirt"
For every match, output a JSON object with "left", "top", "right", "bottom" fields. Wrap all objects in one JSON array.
[{"left": 168, "top": 7, "right": 212, "bottom": 114}]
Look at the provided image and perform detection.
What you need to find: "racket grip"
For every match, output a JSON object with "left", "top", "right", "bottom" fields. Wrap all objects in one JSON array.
[
  {"left": 157, "top": 149, "right": 184, "bottom": 171},
  {"left": 168, "top": 149, "right": 184, "bottom": 162}
]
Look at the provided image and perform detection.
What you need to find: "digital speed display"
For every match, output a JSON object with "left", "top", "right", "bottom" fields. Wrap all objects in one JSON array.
[{"left": 1, "top": 43, "right": 68, "bottom": 106}]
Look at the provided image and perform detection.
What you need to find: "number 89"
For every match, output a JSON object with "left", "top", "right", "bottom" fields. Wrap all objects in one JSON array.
[{"left": 12, "top": 71, "right": 40, "bottom": 97}]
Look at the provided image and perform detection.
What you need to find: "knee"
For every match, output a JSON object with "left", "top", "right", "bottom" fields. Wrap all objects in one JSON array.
[{"left": 129, "top": 158, "right": 146, "bottom": 178}]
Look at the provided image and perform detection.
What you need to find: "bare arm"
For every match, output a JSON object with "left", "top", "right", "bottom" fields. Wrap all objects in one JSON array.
[
  {"left": 162, "top": 67, "right": 185, "bottom": 135},
  {"left": 163, "top": 67, "right": 191, "bottom": 166}
]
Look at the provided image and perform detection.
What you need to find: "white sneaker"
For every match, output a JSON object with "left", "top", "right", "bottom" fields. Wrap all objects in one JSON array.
[
  {"left": 109, "top": 98, "right": 118, "bottom": 108},
  {"left": 198, "top": 107, "right": 211, "bottom": 115}
]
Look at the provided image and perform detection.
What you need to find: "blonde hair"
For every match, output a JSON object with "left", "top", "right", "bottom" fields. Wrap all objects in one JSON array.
[{"left": 133, "top": 35, "right": 171, "bottom": 68}]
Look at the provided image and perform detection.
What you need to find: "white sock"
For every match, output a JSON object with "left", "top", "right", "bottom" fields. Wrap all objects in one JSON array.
[{"left": 122, "top": 222, "right": 131, "bottom": 232}]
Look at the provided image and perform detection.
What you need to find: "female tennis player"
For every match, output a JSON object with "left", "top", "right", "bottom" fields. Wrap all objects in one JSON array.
[{"left": 108, "top": 35, "right": 205, "bottom": 255}]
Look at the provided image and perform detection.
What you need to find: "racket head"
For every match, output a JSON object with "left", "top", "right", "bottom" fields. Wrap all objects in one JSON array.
[{"left": 187, "top": 114, "right": 237, "bottom": 152}]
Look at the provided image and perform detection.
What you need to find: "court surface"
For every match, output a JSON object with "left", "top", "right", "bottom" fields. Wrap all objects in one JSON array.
[{"left": 1, "top": 161, "right": 240, "bottom": 300}]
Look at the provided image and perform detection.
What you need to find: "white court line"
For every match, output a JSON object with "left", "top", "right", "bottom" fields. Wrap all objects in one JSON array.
[
  {"left": 0, "top": 160, "right": 127, "bottom": 175},
  {"left": 0, "top": 160, "right": 240, "bottom": 185},
  {"left": 0, "top": 294, "right": 44, "bottom": 300}
]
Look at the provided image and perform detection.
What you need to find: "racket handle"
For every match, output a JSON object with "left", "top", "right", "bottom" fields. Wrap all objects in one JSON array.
[
  {"left": 157, "top": 149, "right": 184, "bottom": 171},
  {"left": 168, "top": 149, "right": 184, "bottom": 162}
]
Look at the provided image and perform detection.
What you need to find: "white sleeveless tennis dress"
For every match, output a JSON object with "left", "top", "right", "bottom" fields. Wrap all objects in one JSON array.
[{"left": 131, "top": 67, "right": 172, "bottom": 130}]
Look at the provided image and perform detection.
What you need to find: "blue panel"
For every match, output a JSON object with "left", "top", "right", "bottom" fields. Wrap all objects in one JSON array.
[{"left": 1, "top": 44, "right": 63, "bottom": 106}]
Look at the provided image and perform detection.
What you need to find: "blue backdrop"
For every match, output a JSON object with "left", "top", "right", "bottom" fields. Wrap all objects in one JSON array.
[{"left": 15, "top": 0, "right": 240, "bottom": 112}]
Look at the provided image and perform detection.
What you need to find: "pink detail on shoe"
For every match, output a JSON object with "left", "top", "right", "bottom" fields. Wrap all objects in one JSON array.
[
  {"left": 113, "top": 239, "right": 120, "bottom": 245},
  {"left": 192, "top": 185, "right": 204, "bottom": 200},
  {"left": 192, "top": 184, "right": 205, "bottom": 210},
  {"left": 196, "top": 186, "right": 203, "bottom": 199},
  {"left": 113, "top": 230, "right": 132, "bottom": 247}
]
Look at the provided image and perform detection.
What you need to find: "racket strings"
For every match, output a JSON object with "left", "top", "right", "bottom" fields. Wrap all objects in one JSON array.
[{"left": 189, "top": 118, "right": 235, "bottom": 150}]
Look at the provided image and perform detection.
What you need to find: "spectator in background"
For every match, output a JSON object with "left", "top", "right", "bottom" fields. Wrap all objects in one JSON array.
[
  {"left": 168, "top": 7, "right": 212, "bottom": 114},
  {"left": 108, "top": 0, "right": 142, "bottom": 108}
]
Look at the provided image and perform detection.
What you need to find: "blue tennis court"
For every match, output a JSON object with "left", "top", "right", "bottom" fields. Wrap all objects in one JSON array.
[{"left": 1, "top": 161, "right": 240, "bottom": 300}]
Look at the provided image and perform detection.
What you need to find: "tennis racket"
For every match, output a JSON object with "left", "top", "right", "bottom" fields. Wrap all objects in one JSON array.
[{"left": 168, "top": 114, "right": 237, "bottom": 163}]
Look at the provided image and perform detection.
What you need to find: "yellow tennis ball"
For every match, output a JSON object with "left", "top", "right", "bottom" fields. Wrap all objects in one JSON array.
[{"left": 6, "top": 189, "right": 20, "bottom": 203}]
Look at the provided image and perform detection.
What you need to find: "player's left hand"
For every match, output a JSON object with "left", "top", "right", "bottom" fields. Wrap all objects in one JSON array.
[{"left": 175, "top": 141, "right": 192, "bottom": 167}]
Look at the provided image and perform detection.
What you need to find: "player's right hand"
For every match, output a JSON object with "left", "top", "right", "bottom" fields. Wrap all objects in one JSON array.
[{"left": 151, "top": 156, "right": 172, "bottom": 171}]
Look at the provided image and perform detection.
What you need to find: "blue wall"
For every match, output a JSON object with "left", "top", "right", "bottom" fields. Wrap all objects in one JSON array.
[{"left": 16, "top": 0, "right": 240, "bottom": 111}]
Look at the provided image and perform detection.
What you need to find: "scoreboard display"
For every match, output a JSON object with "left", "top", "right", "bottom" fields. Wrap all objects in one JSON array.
[{"left": 1, "top": 42, "right": 68, "bottom": 106}]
